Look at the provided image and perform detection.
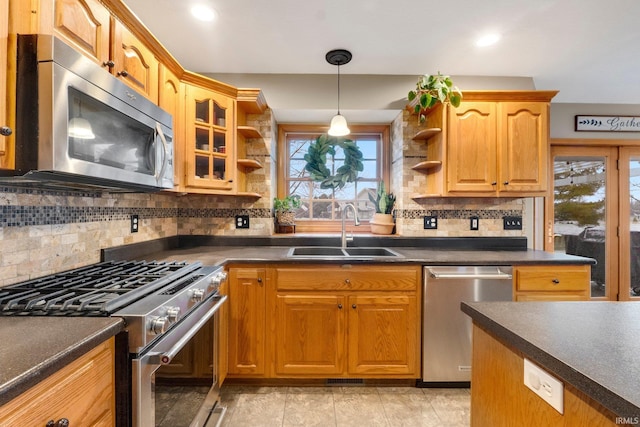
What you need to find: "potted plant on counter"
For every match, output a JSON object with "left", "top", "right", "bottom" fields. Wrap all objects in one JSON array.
[
  {"left": 368, "top": 182, "right": 396, "bottom": 235},
  {"left": 407, "top": 72, "right": 462, "bottom": 123},
  {"left": 273, "top": 195, "right": 302, "bottom": 226}
]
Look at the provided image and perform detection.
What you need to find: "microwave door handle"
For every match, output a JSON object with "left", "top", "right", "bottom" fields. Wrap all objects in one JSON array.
[{"left": 155, "top": 122, "right": 169, "bottom": 181}]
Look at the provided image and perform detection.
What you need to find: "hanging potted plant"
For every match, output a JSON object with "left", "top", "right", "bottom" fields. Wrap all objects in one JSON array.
[
  {"left": 273, "top": 195, "right": 302, "bottom": 226},
  {"left": 407, "top": 72, "right": 462, "bottom": 123},
  {"left": 368, "top": 181, "right": 396, "bottom": 235}
]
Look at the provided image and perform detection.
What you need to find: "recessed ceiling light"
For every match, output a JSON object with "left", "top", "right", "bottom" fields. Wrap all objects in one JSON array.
[
  {"left": 191, "top": 4, "right": 216, "bottom": 22},
  {"left": 475, "top": 33, "right": 501, "bottom": 47}
]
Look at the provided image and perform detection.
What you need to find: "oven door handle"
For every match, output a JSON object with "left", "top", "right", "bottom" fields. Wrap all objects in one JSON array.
[{"left": 148, "top": 295, "right": 227, "bottom": 365}]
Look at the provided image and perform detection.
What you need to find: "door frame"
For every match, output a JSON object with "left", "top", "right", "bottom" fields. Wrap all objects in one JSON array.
[{"left": 545, "top": 144, "right": 619, "bottom": 300}]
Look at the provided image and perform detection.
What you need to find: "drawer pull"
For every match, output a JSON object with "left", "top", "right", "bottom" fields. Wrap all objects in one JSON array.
[
  {"left": 338, "top": 304, "right": 343, "bottom": 309},
  {"left": 352, "top": 304, "right": 357, "bottom": 309},
  {"left": 552, "top": 279, "right": 560, "bottom": 284},
  {"left": 345, "top": 279, "right": 350, "bottom": 284}
]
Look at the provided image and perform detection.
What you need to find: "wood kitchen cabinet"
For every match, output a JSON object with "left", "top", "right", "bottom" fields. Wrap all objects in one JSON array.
[
  {"left": 273, "top": 265, "right": 420, "bottom": 378},
  {"left": 52, "top": 0, "right": 159, "bottom": 102},
  {"left": 0, "top": 337, "right": 115, "bottom": 426},
  {"left": 183, "top": 82, "right": 237, "bottom": 193},
  {"left": 513, "top": 264, "right": 591, "bottom": 301},
  {"left": 0, "top": 0, "right": 9, "bottom": 168},
  {"left": 227, "top": 265, "right": 269, "bottom": 376},
  {"left": 411, "top": 91, "right": 557, "bottom": 199},
  {"left": 159, "top": 64, "right": 184, "bottom": 191}
]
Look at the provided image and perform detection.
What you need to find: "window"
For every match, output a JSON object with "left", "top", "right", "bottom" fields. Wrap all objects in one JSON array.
[{"left": 277, "top": 124, "right": 389, "bottom": 232}]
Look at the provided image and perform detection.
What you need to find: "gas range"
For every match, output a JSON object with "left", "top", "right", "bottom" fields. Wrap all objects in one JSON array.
[{"left": 0, "top": 260, "right": 226, "bottom": 351}]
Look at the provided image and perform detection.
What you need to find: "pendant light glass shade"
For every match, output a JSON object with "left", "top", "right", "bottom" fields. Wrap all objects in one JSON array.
[
  {"left": 328, "top": 113, "right": 350, "bottom": 136},
  {"left": 326, "top": 49, "right": 352, "bottom": 137},
  {"left": 68, "top": 117, "right": 96, "bottom": 139}
]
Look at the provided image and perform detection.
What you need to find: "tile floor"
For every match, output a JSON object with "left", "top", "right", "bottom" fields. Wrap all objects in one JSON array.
[{"left": 218, "top": 385, "right": 471, "bottom": 427}]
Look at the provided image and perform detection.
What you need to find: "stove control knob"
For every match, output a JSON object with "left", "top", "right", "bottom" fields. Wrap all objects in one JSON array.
[
  {"left": 166, "top": 306, "right": 181, "bottom": 323},
  {"left": 191, "top": 288, "right": 205, "bottom": 302},
  {"left": 150, "top": 317, "right": 168, "bottom": 335},
  {"left": 209, "top": 272, "right": 227, "bottom": 289}
]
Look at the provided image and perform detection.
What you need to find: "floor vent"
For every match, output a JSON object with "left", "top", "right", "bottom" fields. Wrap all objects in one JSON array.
[{"left": 326, "top": 378, "right": 365, "bottom": 386}]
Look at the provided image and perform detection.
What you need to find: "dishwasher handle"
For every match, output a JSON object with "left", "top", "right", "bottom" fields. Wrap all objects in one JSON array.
[{"left": 428, "top": 269, "right": 512, "bottom": 280}]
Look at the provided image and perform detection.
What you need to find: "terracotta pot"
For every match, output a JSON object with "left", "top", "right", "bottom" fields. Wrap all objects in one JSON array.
[{"left": 370, "top": 213, "right": 394, "bottom": 235}]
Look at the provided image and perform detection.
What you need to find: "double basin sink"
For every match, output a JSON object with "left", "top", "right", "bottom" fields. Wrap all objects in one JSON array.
[{"left": 287, "top": 246, "right": 402, "bottom": 259}]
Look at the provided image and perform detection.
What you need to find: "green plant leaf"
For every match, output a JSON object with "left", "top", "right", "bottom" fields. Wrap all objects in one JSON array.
[
  {"left": 450, "top": 93, "right": 461, "bottom": 107},
  {"left": 408, "top": 91, "right": 416, "bottom": 101}
]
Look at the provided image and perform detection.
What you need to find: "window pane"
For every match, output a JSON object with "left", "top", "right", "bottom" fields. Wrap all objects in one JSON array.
[
  {"left": 284, "top": 129, "right": 385, "bottom": 222},
  {"left": 553, "top": 157, "right": 607, "bottom": 298}
]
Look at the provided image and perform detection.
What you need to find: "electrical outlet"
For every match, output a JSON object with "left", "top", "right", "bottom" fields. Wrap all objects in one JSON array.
[
  {"left": 424, "top": 216, "right": 438, "bottom": 229},
  {"left": 235, "top": 215, "right": 250, "bottom": 229},
  {"left": 130, "top": 215, "right": 139, "bottom": 233},
  {"left": 470, "top": 216, "right": 479, "bottom": 230},
  {"left": 524, "top": 358, "right": 564, "bottom": 414},
  {"left": 503, "top": 216, "right": 523, "bottom": 230}
]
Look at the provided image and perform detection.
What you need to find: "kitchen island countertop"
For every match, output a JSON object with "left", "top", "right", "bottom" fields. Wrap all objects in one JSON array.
[
  {"left": 461, "top": 301, "right": 640, "bottom": 419},
  {"left": 0, "top": 317, "right": 124, "bottom": 406}
]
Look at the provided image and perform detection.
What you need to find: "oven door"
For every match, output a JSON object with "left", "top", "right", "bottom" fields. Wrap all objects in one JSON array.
[{"left": 131, "top": 294, "right": 227, "bottom": 427}]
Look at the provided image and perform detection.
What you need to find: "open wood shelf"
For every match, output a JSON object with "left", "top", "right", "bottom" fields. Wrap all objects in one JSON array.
[
  {"left": 411, "top": 160, "right": 442, "bottom": 172},
  {"left": 236, "top": 191, "right": 262, "bottom": 199},
  {"left": 238, "top": 125, "right": 262, "bottom": 139},
  {"left": 411, "top": 193, "right": 443, "bottom": 200},
  {"left": 237, "top": 159, "right": 263, "bottom": 170},
  {"left": 412, "top": 128, "right": 442, "bottom": 141}
]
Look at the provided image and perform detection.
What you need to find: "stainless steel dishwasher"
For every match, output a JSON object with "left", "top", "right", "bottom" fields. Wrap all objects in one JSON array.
[{"left": 422, "top": 266, "right": 513, "bottom": 384}]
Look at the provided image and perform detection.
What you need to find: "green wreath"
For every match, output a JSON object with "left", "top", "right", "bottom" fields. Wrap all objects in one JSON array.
[{"left": 303, "top": 134, "right": 364, "bottom": 190}]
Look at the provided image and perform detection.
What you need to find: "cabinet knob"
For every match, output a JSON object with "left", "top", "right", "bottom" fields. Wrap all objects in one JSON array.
[
  {"left": 46, "top": 421, "right": 55, "bottom": 427},
  {"left": 552, "top": 278, "right": 560, "bottom": 284},
  {"left": 503, "top": 181, "right": 509, "bottom": 186},
  {"left": 257, "top": 277, "right": 263, "bottom": 284},
  {"left": 338, "top": 304, "right": 343, "bottom": 309},
  {"left": 102, "top": 60, "right": 115, "bottom": 68},
  {"left": 117, "top": 70, "right": 129, "bottom": 78},
  {"left": 491, "top": 181, "right": 497, "bottom": 186},
  {"left": 345, "top": 279, "right": 350, "bottom": 284},
  {"left": 352, "top": 304, "right": 357, "bottom": 309},
  {"left": 0, "top": 126, "right": 12, "bottom": 136},
  {"left": 57, "top": 419, "right": 70, "bottom": 427}
]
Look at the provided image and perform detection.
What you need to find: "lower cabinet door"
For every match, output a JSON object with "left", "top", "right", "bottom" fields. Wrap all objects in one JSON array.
[
  {"left": 275, "top": 294, "right": 345, "bottom": 376},
  {"left": 347, "top": 295, "right": 419, "bottom": 376}
]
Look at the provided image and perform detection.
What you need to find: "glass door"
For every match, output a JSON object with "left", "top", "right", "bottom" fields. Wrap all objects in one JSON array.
[
  {"left": 547, "top": 146, "right": 618, "bottom": 299},
  {"left": 619, "top": 148, "right": 640, "bottom": 300}
]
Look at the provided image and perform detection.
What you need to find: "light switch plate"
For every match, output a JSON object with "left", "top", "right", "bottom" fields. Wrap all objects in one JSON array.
[
  {"left": 503, "top": 216, "right": 523, "bottom": 230},
  {"left": 235, "top": 215, "right": 250, "bottom": 229},
  {"left": 524, "top": 358, "right": 564, "bottom": 414},
  {"left": 470, "top": 216, "right": 479, "bottom": 231},
  {"left": 424, "top": 216, "right": 438, "bottom": 229}
]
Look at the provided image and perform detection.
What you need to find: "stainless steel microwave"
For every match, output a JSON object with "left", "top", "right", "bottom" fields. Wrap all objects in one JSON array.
[{"left": 7, "top": 35, "right": 174, "bottom": 192}]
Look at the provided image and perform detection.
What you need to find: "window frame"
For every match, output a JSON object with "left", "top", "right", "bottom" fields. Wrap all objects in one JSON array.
[{"left": 277, "top": 124, "right": 390, "bottom": 233}]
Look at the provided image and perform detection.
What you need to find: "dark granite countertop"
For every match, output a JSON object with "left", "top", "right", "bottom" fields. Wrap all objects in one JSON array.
[
  {"left": 461, "top": 301, "right": 640, "bottom": 418},
  {"left": 0, "top": 317, "right": 124, "bottom": 406},
  {"left": 133, "top": 245, "right": 593, "bottom": 267}
]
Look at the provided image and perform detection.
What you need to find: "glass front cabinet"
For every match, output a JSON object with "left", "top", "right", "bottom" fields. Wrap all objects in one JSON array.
[{"left": 185, "top": 84, "right": 236, "bottom": 192}]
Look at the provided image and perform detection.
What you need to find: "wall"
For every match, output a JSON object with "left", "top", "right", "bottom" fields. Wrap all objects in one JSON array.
[{"left": 551, "top": 103, "right": 640, "bottom": 140}]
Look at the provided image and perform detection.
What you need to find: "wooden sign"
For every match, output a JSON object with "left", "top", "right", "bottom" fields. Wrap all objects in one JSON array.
[{"left": 575, "top": 115, "right": 640, "bottom": 132}]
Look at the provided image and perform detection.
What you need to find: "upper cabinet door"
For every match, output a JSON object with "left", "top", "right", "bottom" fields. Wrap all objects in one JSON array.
[
  {"left": 0, "top": 0, "right": 10, "bottom": 168},
  {"left": 447, "top": 102, "right": 497, "bottom": 193},
  {"left": 184, "top": 84, "right": 236, "bottom": 193},
  {"left": 158, "top": 64, "right": 183, "bottom": 191},
  {"left": 498, "top": 102, "right": 548, "bottom": 193},
  {"left": 111, "top": 20, "right": 159, "bottom": 103},
  {"left": 53, "top": 0, "right": 110, "bottom": 66}
]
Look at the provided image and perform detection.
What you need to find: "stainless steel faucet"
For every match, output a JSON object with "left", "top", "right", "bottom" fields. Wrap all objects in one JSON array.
[{"left": 341, "top": 203, "right": 360, "bottom": 248}]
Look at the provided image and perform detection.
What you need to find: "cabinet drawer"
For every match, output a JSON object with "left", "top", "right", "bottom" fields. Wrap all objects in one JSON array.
[
  {"left": 276, "top": 265, "right": 420, "bottom": 291},
  {"left": 514, "top": 265, "right": 590, "bottom": 292}
]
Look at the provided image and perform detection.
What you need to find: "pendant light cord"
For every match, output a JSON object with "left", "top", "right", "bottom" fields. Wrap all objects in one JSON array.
[{"left": 336, "top": 63, "right": 341, "bottom": 115}]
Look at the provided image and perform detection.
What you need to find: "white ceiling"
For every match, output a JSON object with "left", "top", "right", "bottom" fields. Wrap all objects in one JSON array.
[{"left": 123, "top": 0, "right": 640, "bottom": 108}]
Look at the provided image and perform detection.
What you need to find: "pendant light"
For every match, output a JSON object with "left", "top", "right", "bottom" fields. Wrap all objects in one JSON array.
[{"left": 326, "top": 49, "right": 352, "bottom": 136}]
